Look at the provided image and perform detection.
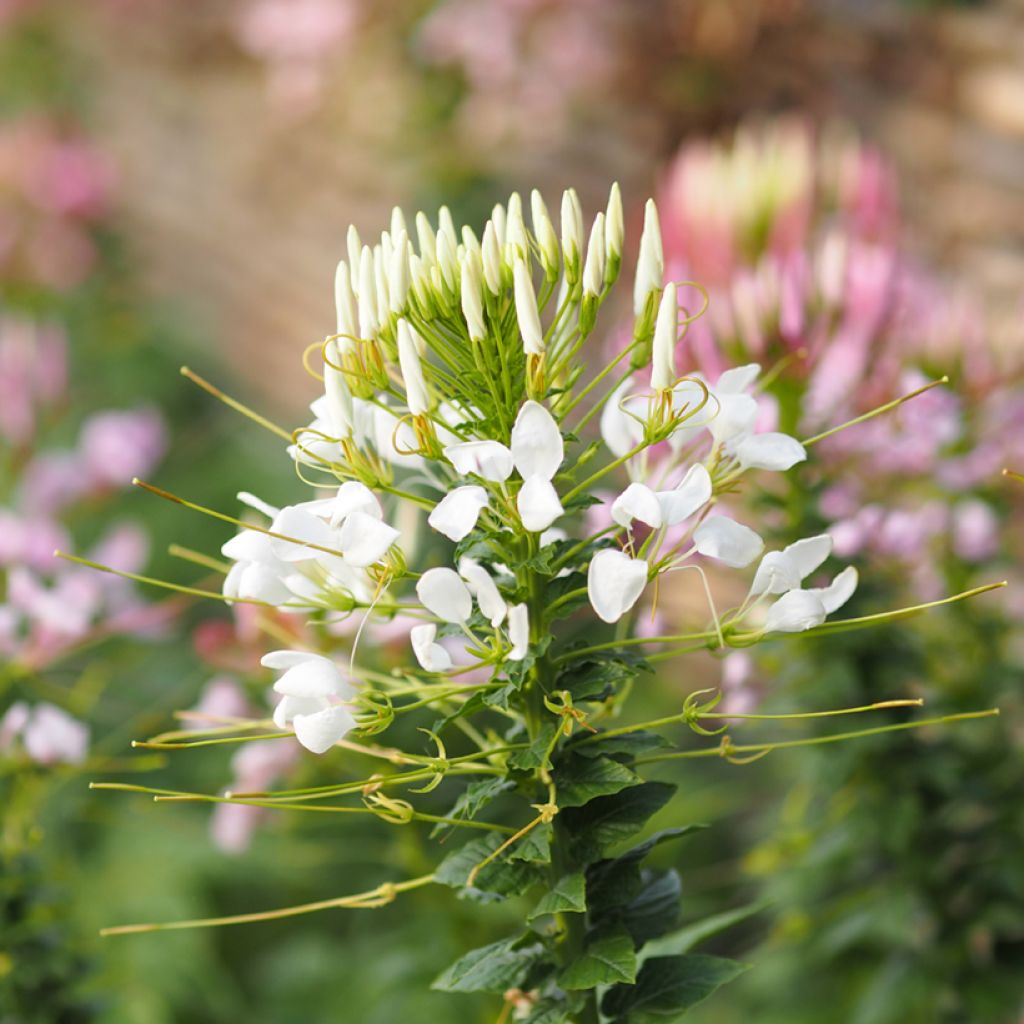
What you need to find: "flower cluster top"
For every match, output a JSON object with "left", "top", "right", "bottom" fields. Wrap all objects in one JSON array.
[{"left": 218, "top": 187, "right": 857, "bottom": 751}]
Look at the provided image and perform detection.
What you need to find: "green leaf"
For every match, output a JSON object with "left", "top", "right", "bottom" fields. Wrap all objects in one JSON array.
[
  {"left": 587, "top": 828, "right": 702, "bottom": 914},
  {"left": 432, "top": 936, "right": 546, "bottom": 993},
  {"left": 559, "top": 928, "right": 638, "bottom": 991},
  {"left": 554, "top": 755, "right": 642, "bottom": 808},
  {"left": 509, "top": 822, "right": 553, "bottom": 864},
  {"left": 611, "top": 869, "right": 682, "bottom": 947},
  {"left": 564, "top": 781, "right": 677, "bottom": 861},
  {"left": 435, "top": 833, "right": 540, "bottom": 902},
  {"left": 557, "top": 654, "right": 649, "bottom": 705},
  {"left": 601, "top": 954, "right": 749, "bottom": 1022},
  {"left": 508, "top": 719, "right": 559, "bottom": 772},
  {"left": 432, "top": 777, "right": 515, "bottom": 837},
  {"left": 528, "top": 872, "right": 587, "bottom": 921},
  {"left": 641, "top": 903, "right": 767, "bottom": 962},
  {"left": 568, "top": 729, "right": 670, "bottom": 761}
]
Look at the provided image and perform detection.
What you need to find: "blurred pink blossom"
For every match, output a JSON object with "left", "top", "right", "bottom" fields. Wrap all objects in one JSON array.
[
  {"left": 79, "top": 407, "right": 167, "bottom": 488},
  {"left": 0, "top": 701, "right": 89, "bottom": 765}
]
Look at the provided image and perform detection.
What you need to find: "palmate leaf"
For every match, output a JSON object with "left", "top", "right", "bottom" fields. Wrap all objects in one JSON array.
[
  {"left": 432, "top": 935, "right": 546, "bottom": 993},
  {"left": 567, "top": 729, "right": 670, "bottom": 761},
  {"left": 435, "top": 833, "right": 541, "bottom": 902},
  {"left": 601, "top": 954, "right": 749, "bottom": 1022},
  {"left": 559, "top": 927, "right": 638, "bottom": 990},
  {"left": 528, "top": 872, "right": 587, "bottom": 921},
  {"left": 553, "top": 754, "right": 642, "bottom": 808},
  {"left": 563, "top": 782, "right": 678, "bottom": 861},
  {"left": 608, "top": 869, "right": 682, "bottom": 947},
  {"left": 508, "top": 822, "right": 553, "bottom": 864}
]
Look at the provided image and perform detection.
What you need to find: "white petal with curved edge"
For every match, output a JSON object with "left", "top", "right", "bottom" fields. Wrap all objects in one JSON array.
[
  {"left": 511, "top": 401, "right": 563, "bottom": 481},
  {"left": 417, "top": 567, "right": 473, "bottom": 623},
  {"left": 733, "top": 432, "right": 807, "bottom": 471},
  {"left": 588, "top": 549, "right": 649, "bottom": 624},
  {"left": 293, "top": 704, "right": 357, "bottom": 754},
  {"left": 410, "top": 623, "right": 453, "bottom": 672},
  {"left": 709, "top": 392, "right": 758, "bottom": 444},
  {"left": 808, "top": 566, "right": 858, "bottom": 614},
  {"left": 273, "top": 694, "right": 323, "bottom": 730},
  {"left": 443, "top": 440, "right": 514, "bottom": 482},
  {"left": 611, "top": 482, "right": 663, "bottom": 529},
  {"left": 784, "top": 534, "right": 833, "bottom": 579},
  {"left": 269, "top": 506, "right": 336, "bottom": 562},
  {"left": 459, "top": 558, "right": 507, "bottom": 627},
  {"left": 338, "top": 511, "right": 399, "bottom": 567},
  {"left": 750, "top": 551, "right": 802, "bottom": 596},
  {"left": 517, "top": 476, "right": 564, "bottom": 533},
  {"left": 601, "top": 377, "right": 644, "bottom": 459},
  {"left": 236, "top": 563, "right": 294, "bottom": 606},
  {"left": 428, "top": 486, "right": 489, "bottom": 542},
  {"left": 650, "top": 282, "right": 678, "bottom": 391},
  {"left": 261, "top": 649, "right": 321, "bottom": 670},
  {"left": 507, "top": 603, "right": 529, "bottom": 660},
  {"left": 237, "top": 491, "right": 280, "bottom": 518},
  {"left": 657, "top": 464, "right": 712, "bottom": 525},
  {"left": 330, "top": 481, "right": 382, "bottom": 526},
  {"left": 272, "top": 657, "right": 345, "bottom": 699},
  {"left": 221, "top": 528, "right": 276, "bottom": 563},
  {"left": 716, "top": 363, "right": 761, "bottom": 394},
  {"left": 763, "top": 590, "right": 827, "bottom": 633},
  {"left": 694, "top": 517, "right": 764, "bottom": 568}
]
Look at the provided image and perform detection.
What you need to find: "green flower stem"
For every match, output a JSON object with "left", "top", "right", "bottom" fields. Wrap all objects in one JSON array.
[
  {"left": 633, "top": 709, "right": 1000, "bottom": 765},
  {"left": 552, "top": 630, "right": 718, "bottom": 666},
  {"left": 100, "top": 873, "right": 438, "bottom": 936},
  {"left": 560, "top": 339, "right": 641, "bottom": 420}
]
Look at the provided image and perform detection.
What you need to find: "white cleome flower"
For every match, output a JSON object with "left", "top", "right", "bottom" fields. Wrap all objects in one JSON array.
[
  {"left": 417, "top": 567, "right": 473, "bottom": 623},
  {"left": 588, "top": 549, "right": 650, "bottom": 624},
  {"left": 511, "top": 400, "right": 565, "bottom": 533},
  {"left": 693, "top": 516, "right": 764, "bottom": 568},
  {"left": 263, "top": 650, "right": 357, "bottom": 754},
  {"left": 507, "top": 603, "right": 530, "bottom": 660},
  {"left": 428, "top": 486, "right": 490, "bottom": 542},
  {"left": 410, "top": 623, "right": 453, "bottom": 672}
]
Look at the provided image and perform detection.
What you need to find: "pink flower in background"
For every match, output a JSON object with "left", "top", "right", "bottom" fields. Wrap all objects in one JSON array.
[
  {"left": 79, "top": 407, "right": 167, "bottom": 488},
  {"left": 0, "top": 701, "right": 89, "bottom": 765},
  {"left": 0, "top": 316, "right": 67, "bottom": 445}
]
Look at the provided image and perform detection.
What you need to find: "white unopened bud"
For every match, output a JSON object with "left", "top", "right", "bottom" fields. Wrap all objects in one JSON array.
[
  {"left": 461, "top": 225, "right": 481, "bottom": 261},
  {"left": 358, "top": 246, "right": 379, "bottom": 337},
  {"left": 491, "top": 202, "right": 507, "bottom": 248},
  {"left": 390, "top": 206, "right": 407, "bottom": 242},
  {"left": 334, "top": 259, "right": 358, "bottom": 340},
  {"left": 560, "top": 188, "right": 584, "bottom": 271},
  {"left": 582, "top": 212, "right": 607, "bottom": 299},
  {"left": 415, "top": 212, "right": 437, "bottom": 264},
  {"left": 605, "top": 182, "right": 624, "bottom": 263},
  {"left": 324, "top": 339, "right": 354, "bottom": 440},
  {"left": 530, "top": 189, "right": 560, "bottom": 275},
  {"left": 346, "top": 225, "right": 361, "bottom": 290},
  {"left": 633, "top": 199, "right": 664, "bottom": 315},
  {"left": 482, "top": 220, "right": 503, "bottom": 295},
  {"left": 397, "top": 318, "right": 430, "bottom": 416},
  {"left": 438, "top": 205, "right": 456, "bottom": 247},
  {"left": 409, "top": 253, "right": 431, "bottom": 308},
  {"left": 514, "top": 259, "right": 544, "bottom": 356},
  {"left": 651, "top": 282, "right": 677, "bottom": 391},
  {"left": 388, "top": 232, "right": 411, "bottom": 313},
  {"left": 436, "top": 227, "right": 458, "bottom": 291},
  {"left": 506, "top": 191, "right": 528, "bottom": 260},
  {"left": 373, "top": 244, "right": 390, "bottom": 319},
  {"left": 461, "top": 251, "right": 487, "bottom": 342}
]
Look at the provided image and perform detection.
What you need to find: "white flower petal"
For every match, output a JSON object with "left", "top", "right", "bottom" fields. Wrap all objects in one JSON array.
[
  {"left": 459, "top": 558, "right": 507, "bottom": 627},
  {"left": 330, "top": 481, "right": 382, "bottom": 526},
  {"left": 694, "top": 517, "right": 764, "bottom": 568},
  {"left": 611, "top": 482, "right": 663, "bottom": 530},
  {"left": 428, "top": 486, "right": 489, "bottom": 542},
  {"left": 236, "top": 492, "right": 279, "bottom": 518},
  {"left": 411, "top": 623, "right": 453, "bottom": 672},
  {"left": 733, "top": 432, "right": 807, "bottom": 471},
  {"left": 293, "top": 705, "right": 357, "bottom": 754},
  {"left": 272, "top": 657, "right": 345, "bottom": 699},
  {"left": 338, "top": 511, "right": 399, "bottom": 567},
  {"left": 269, "top": 506, "right": 336, "bottom": 562},
  {"left": 763, "top": 590, "right": 827, "bottom": 633},
  {"left": 235, "top": 563, "right": 294, "bottom": 605},
  {"left": 808, "top": 566, "right": 858, "bottom": 615},
  {"left": 260, "top": 649, "right": 321, "bottom": 670},
  {"left": 417, "top": 567, "right": 473, "bottom": 623},
  {"left": 507, "top": 603, "right": 529, "bottom": 660},
  {"left": 221, "top": 529, "right": 275, "bottom": 563},
  {"left": 651, "top": 282, "right": 678, "bottom": 391},
  {"left": 785, "top": 534, "right": 833, "bottom": 579},
  {"left": 517, "top": 476, "right": 564, "bottom": 533},
  {"left": 273, "top": 694, "right": 323, "bottom": 730},
  {"left": 587, "top": 549, "right": 649, "bottom": 624},
  {"left": 443, "top": 440, "right": 514, "bottom": 482},
  {"left": 716, "top": 363, "right": 761, "bottom": 394},
  {"left": 657, "top": 464, "right": 712, "bottom": 525},
  {"left": 709, "top": 392, "right": 758, "bottom": 444},
  {"left": 601, "top": 377, "right": 644, "bottom": 459},
  {"left": 511, "top": 401, "right": 563, "bottom": 481},
  {"left": 750, "top": 551, "right": 802, "bottom": 597}
]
